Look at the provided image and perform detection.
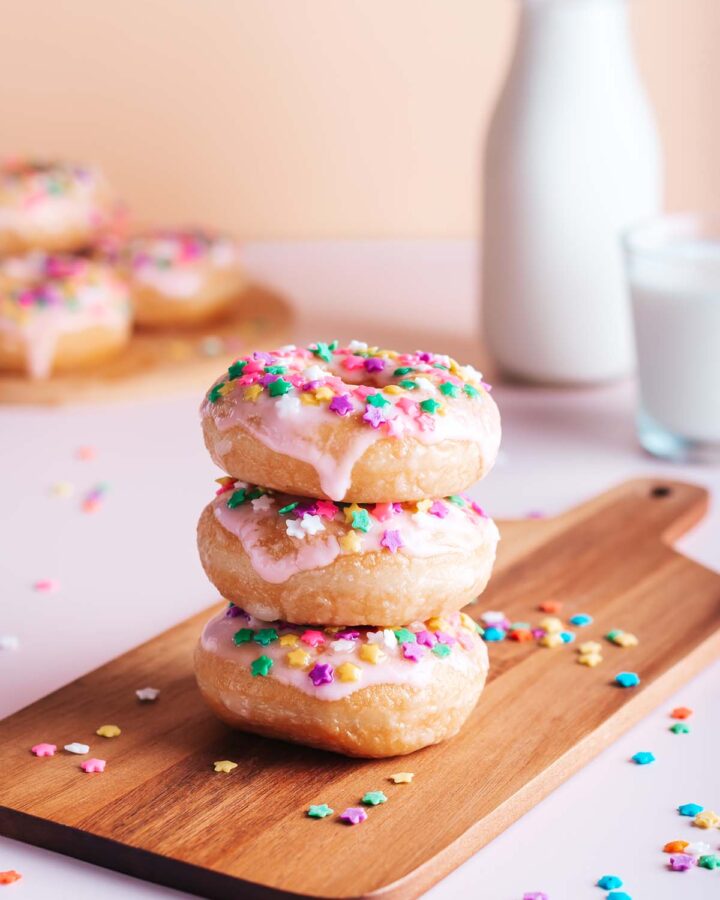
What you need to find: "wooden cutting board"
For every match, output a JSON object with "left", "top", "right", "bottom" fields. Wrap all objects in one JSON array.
[
  {"left": 1, "top": 479, "right": 718, "bottom": 900},
  {"left": 0, "top": 283, "right": 292, "bottom": 406}
]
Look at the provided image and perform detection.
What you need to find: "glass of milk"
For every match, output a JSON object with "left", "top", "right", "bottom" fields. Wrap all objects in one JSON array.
[{"left": 624, "top": 214, "right": 720, "bottom": 462}]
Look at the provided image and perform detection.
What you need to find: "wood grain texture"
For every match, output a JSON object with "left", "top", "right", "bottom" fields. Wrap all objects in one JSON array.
[
  {"left": 0, "top": 283, "right": 292, "bottom": 406},
  {"left": 1, "top": 479, "right": 719, "bottom": 900}
]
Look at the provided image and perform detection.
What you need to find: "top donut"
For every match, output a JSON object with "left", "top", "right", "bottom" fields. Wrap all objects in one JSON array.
[{"left": 201, "top": 341, "right": 501, "bottom": 503}]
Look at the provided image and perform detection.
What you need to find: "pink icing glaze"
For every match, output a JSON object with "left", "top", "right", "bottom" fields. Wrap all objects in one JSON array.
[
  {"left": 213, "top": 490, "right": 500, "bottom": 584},
  {"left": 200, "top": 609, "right": 487, "bottom": 702}
]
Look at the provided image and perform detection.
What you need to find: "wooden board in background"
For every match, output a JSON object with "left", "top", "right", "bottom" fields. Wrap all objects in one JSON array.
[
  {"left": 0, "top": 283, "right": 292, "bottom": 406},
  {"left": 1, "top": 479, "right": 719, "bottom": 900}
]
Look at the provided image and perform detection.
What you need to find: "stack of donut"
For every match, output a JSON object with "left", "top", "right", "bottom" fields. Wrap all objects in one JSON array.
[
  {"left": 195, "top": 340, "right": 502, "bottom": 757},
  {"left": 0, "top": 157, "right": 247, "bottom": 380}
]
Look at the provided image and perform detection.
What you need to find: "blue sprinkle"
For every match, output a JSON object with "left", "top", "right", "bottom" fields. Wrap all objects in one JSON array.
[
  {"left": 678, "top": 802, "right": 704, "bottom": 816},
  {"left": 569, "top": 613, "right": 593, "bottom": 626},
  {"left": 483, "top": 627, "right": 506, "bottom": 642},
  {"left": 615, "top": 672, "right": 640, "bottom": 688},
  {"left": 597, "top": 875, "right": 623, "bottom": 890},
  {"left": 560, "top": 631, "right": 575, "bottom": 643},
  {"left": 607, "top": 893, "right": 631, "bottom": 900},
  {"left": 631, "top": 751, "right": 655, "bottom": 765}
]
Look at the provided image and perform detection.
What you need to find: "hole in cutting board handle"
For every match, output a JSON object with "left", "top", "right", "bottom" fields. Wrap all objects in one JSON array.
[{"left": 651, "top": 485, "right": 672, "bottom": 498}]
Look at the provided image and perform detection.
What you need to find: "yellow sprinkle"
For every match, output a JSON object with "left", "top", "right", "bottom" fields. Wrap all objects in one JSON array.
[
  {"left": 694, "top": 810, "right": 720, "bottom": 829},
  {"left": 389, "top": 772, "right": 414, "bottom": 784},
  {"left": 416, "top": 499, "right": 432, "bottom": 514},
  {"left": 427, "top": 616, "right": 449, "bottom": 633},
  {"left": 279, "top": 633, "right": 299, "bottom": 647},
  {"left": 313, "top": 386, "right": 334, "bottom": 402},
  {"left": 540, "top": 632, "right": 564, "bottom": 648},
  {"left": 287, "top": 648, "right": 311, "bottom": 669},
  {"left": 384, "top": 385, "right": 404, "bottom": 395},
  {"left": 51, "top": 481, "right": 74, "bottom": 498},
  {"left": 96, "top": 725, "right": 121, "bottom": 738},
  {"left": 578, "top": 652, "right": 603, "bottom": 667},
  {"left": 578, "top": 641, "right": 602, "bottom": 655},
  {"left": 300, "top": 391, "right": 320, "bottom": 405},
  {"left": 213, "top": 760, "right": 237, "bottom": 774},
  {"left": 437, "top": 403, "right": 447, "bottom": 416},
  {"left": 343, "top": 503, "right": 363, "bottom": 524},
  {"left": 614, "top": 632, "right": 639, "bottom": 648},
  {"left": 459, "top": 612, "right": 477, "bottom": 631},
  {"left": 218, "top": 382, "right": 234, "bottom": 397},
  {"left": 243, "top": 385, "right": 262, "bottom": 402},
  {"left": 339, "top": 530, "right": 363, "bottom": 553},
  {"left": 336, "top": 662, "right": 361, "bottom": 683},
  {"left": 539, "top": 616, "right": 563, "bottom": 634},
  {"left": 359, "top": 643, "right": 385, "bottom": 664},
  {"left": 385, "top": 350, "right": 399, "bottom": 359}
]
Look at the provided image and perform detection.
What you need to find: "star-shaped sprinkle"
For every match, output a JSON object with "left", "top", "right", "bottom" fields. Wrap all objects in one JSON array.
[
  {"left": 251, "top": 494, "right": 274, "bottom": 512},
  {"left": 380, "top": 529, "right": 404, "bottom": 552},
  {"left": 699, "top": 855, "right": 720, "bottom": 870},
  {"left": 359, "top": 643, "right": 384, "bottom": 664},
  {"left": 300, "top": 629, "right": 325, "bottom": 647},
  {"left": 694, "top": 810, "right": 720, "bottom": 828},
  {"left": 286, "top": 518, "right": 306, "bottom": 539},
  {"left": 254, "top": 628, "right": 279, "bottom": 646},
  {"left": 340, "top": 807, "right": 367, "bottom": 825},
  {"left": 275, "top": 394, "right": 301, "bottom": 418},
  {"left": 227, "top": 359, "right": 247, "bottom": 380},
  {"left": 631, "top": 751, "right": 655, "bottom": 765},
  {"left": 351, "top": 508, "right": 371, "bottom": 532},
  {"left": 339, "top": 529, "right": 363, "bottom": 552},
  {"left": 308, "top": 663, "right": 334, "bottom": 686},
  {"left": 402, "top": 643, "right": 424, "bottom": 662},
  {"left": 671, "top": 706, "right": 693, "bottom": 719},
  {"left": 429, "top": 500, "right": 449, "bottom": 518},
  {"left": 394, "top": 628, "right": 416, "bottom": 644},
  {"left": 31, "top": 743, "right": 56, "bottom": 757},
  {"left": 439, "top": 381, "right": 459, "bottom": 397},
  {"left": 213, "top": 760, "right": 237, "bottom": 773},
  {"left": 686, "top": 841, "right": 712, "bottom": 855},
  {"left": 329, "top": 393, "right": 354, "bottom": 416},
  {"left": 135, "top": 686, "right": 160, "bottom": 702},
  {"left": 368, "top": 629, "right": 398, "bottom": 649},
  {"left": 670, "top": 722, "right": 690, "bottom": 734},
  {"left": 371, "top": 502, "right": 395, "bottom": 522},
  {"left": 207, "top": 382, "right": 226, "bottom": 403},
  {"left": 362, "top": 791, "right": 387, "bottom": 806},
  {"left": 362, "top": 405, "right": 387, "bottom": 428},
  {"left": 315, "top": 500, "right": 338, "bottom": 519},
  {"left": 663, "top": 841, "right": 689, "bottom": 853},
  {"left": 669, "top": 854, "right": 696, "bottom": 871},
  {"left": 464, "top": 383, "right": 479, "bottom": 398},
  {"left": 389, "top": 772, "right": 414, "bottom": 784},
  {"left": 307, "top": 803, "right": 334, "bottom": 818},
  {"left": 432, "top": 643, "right": 451, "bottom": 658},
  {"left": 287, "top": 648, "right": 311, "bottom": 668},
  {"left": 366, "top": 391, "right": 389, "bottom": 407},
  {"left": 64, "top": 742, "right": 89, "bottom": 754},
  {"left": 280, "top": 633, "right": 299, "bottom": 647},
  {"left": 416, "top": 630, "right": 437, "bottom": 648},
  {"left": 251, "top": 655, "right": 273, "bottom": 677},
  {"left": 419, "top": 398, "right": 441, "bottom": 414},
  {"left": 268, "top": 378, "right": 292, "bottom": 397},
  {"left": 96, "top": 725, "right": 121, "bottom": 738},
  {"left": 233, "top": 628, "right": 254, "bottom": 645},
  {"left": 678, "top": 803, "right": 703, "bottom": 816},
  {"left": 311, "top": 342, "right": 334, "bottom": 363},
  {"left": 364, "top": 357, "right": 385, "bottom": 373},
  {"left": 615, "top": 672, "right": 640, "bottom": 688},
  {"left": 81, "top": 758, "right": 106, "bottom": 773},
  {"left": 330, "top": 639, "right": 356, "bottom": 653},
  {"left": 336, "top": 662, "right": 361, "bottom": 683},
  {"left": 0, "top": 872, "right": 22, "bottom": 885},
  {"left": 301, "top": 514, "right": 325, "bottom": 536}
]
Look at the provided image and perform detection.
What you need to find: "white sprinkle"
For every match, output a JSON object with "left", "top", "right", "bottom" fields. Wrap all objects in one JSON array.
[
  {"left": 135, "top": 687, "right": 160, "bottom": 702},
  {"left": 279, "top": 344, "right": 297, "bottom": 351},
  {"left": 685, "top": 841, "right": 712, "bottom": 856},
  {"left": 330, "top": 639, "right": 356, "bottom": 653},
  {"left": 300, "top": 514, "right": 325, "bottom": 536},
  {"left": 0, "top": 635, "right": 19, "bottom": 651},
  {"left": 459, "top": 363, "right": 484, "bottom": 382},
  {"left": 481, "top": 610, "right": 506, "bottom": 625},
  {"left": 302, "top": 365, "right": 325, "bottom": 381},
  {"left": 348, "top": 340, "right": 368, "bottom": 352},
  {"left": 414, "top": 376, "right": 435, "bottom": 393},
  {"left": 64, "top": 742, "right": 90, "bottom": 754},
  {"left": 251, "top": 495, "right": 274, "bottom": 512},
  {"left": 367, "top": 629, "right": 398, "bottom": 650},
  {"left": 275, "top": 394, "right": 301, "bottom": 419},
  {"left": 286, "top": 518, "right": 306, "bottom": 539}
]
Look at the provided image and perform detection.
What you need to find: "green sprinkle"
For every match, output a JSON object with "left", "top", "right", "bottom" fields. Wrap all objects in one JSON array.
[
  {"left": 208, "top": 382, "right": 226, "bottom": 403},
  {"left": 351, "top": 509, "right": 371, "bottom": 532},
  {"left": 366, "top": 392, "right": 390, "bottom": 408},
  {"left": 264, "top": 365, "right": 286, "bottom": 375},
  {"left": 432, "top": 643, "right": 451, "bottom": 658},
  {"left": 399, "top": 379, "right": 417, "bottom": 390},
  {"left": 420, "top": 398, "right": 441, "bottom": 414},
  {"left": 279, "top": 502, "right": 299, "bottom": 515},
  {"left": 268, "top": 378, "right": 292, "bottom": 397},
  {"left": 307, "top": 803, "right": 334, "bottom": 818},
  {"left": 246, "top": 487, "right": 264, "bottom": 501},
  {"left": 233, "top": 628, "right": 254, "bottom": 645},
  {"left": 670, "top": 722, "right": 691, "bottom": 734},
  {"left": 394, "top": 628, "right": 416, "bottom": 644},
  {"left": 393, "top": 367, "right": 413, "bottom": 376},
  {"left": 227, "top": 601, "right": 236, "bottom": 608},
  {"left": 439, "top": 381, "right": 459, "bottom": 397},
  {"left": 254, "top": 628, "right": 278, "bottom": 646},
  {"left": 311, "top": 342, "right": 333, "bottom": 363},
  {"left": 699, "top": 855, "right": 720, "bottom": 870},
  {"left": 605, "top": 629, "right": 624, "bottom": 642},
  {"left": 251, "top": 655, "right": 273, "bottom": 677},
  {"left": 329, "top": 340, "right": 338, "bottom": 350},
  {"left": 463, "top": 383, "right": 480, "bottom": 398},
  {"left": 362, "top": 791, "right": 387, "bottom": 806},
  {"left": 432, "top": 363, "right": 449, "bottom": 370},
  {"left": 227, "top": 360, "right": 247, "bottom": 380},
  {"left": 227, "top": 489, "right": 247, "bottom": 508},
  {"left": 449, "top": 494, "right": 465, "bottom": 506}
]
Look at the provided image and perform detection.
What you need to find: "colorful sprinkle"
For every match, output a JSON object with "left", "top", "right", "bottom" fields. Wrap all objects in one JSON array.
[
  {"left": 615, "top": 672, "right": 640, "bottom": 688},
  {"left": 33, "top": 578, "right": 59, "bottom": 593},
  {"left": 81, "top": 758, "right": 106, "bottom": 773},
  {"left": 569, "top": 614, "right": 593, "bottom": 626},
  {"left": 698, "top": 855, "right": 720, "bottom": 870},
  {"left": 380, "top": 529, "right": 404, "bottom": 553},
  {"left": 336, "top": 662, "right": 361, "bottom": 683},
  {"left": 0, "top": 871, "right": 22, "bottom": 885},
  {"left": 31, "top": 743, "right": 56, "bottom": 757},
  {"left": 64, "top": 742, "right": 89, "bottom": 754},
  {"left": 340, "top": 807, "right": 367, "bottom": 825},
  {"left": 670, "top": 722, "right": 690, "bottom": 735},
  {"left": 389, "top": 772, "right": 414, "bottom": 784},
  {"left": 483, "top": 627, "right": 506, "bottom": 642},
  {"left": 669, "top": 854, "right": 696, "bottom": 871},
  {"left": 96, "top": 725, "right": 121, "bottom": 738},
  {"left": 678, "top": 803, "right": 703, "bottom": 817},
  {"left": 597, "top": 875, "right": 623, "bottom": 890},
  {"left": 663, "top": 841, "right": 688, "bottom": 853},
  {"left": 135, "top": 687, "right": 160, "bottom": 702},
  {"left": 307, "top": 803, "right": 333, "bottom": 818},
  {"left": 362, "top": 791, "right": 387, "bottom": 806},
  {"left": 631, "top": 751, "right": 655, "bottom": 765},
  {"left": 213, "top": 760, "right": 237, "bottom": 773},
  {"left": 251, "top": 655, "right": 273, "bottom": 677},
  {"left": 308, "top": 663, "right": 334, "bottom": 686},
  {"left": 693, "top": 810, "right": 720, "bottom": 829},
  {"left": 670, "top": 707, "right": 693, "bottom": 719}
]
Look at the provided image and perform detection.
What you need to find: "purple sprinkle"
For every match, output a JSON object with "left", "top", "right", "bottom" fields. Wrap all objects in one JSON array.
[
  {"left": 417, "top": 352, "right": 433, "bottom": 362},
  {"left": 253, "top": 351, "right": 274, "bottom": 363},
  {"left": 308, "top": 663, "right": 334, "bottom": 686},
  {"left": 302, "top": 379, "right": 321, "bottom": 391},
  {"left": 340, "top": 807, "right": 367, "bottom": 825},
  {"left": 295, "top": 502, "right": 318, "bottom": 517},
  {"left": 429, "top": 500, "right": 449, "bottom": 518},
  {"left": 481, "top": 381, "right": 493, "bottom": 392},
  {"left": 415, "top": 630, "right": 437, "bottom": 648},
  {"left": 380, "top": 529, "right": 404, "bottom": 553},
  {"left": 402, "top": 642, "right": 424, "bottom": 662},
  {"left": 523, "top": 894, "right": 549, "bottom": 900},
  {"left": 669, "top": 854, "right": 696, "bottom": 871},
  {"left": 335, "top": 629, "right": 360, "bottom": 640},
  {"left": 329, "top": 394, "right": 354, "bottom": 416},
  {"left": 392, "top": 502, "right": 403, "bottom": 514},
  {"left": 225, "top": 605, "right": 247, "bottom": 619},
  {"left": 531, "top": 628, "right": 545, "bottom": 639},
  {"left": 364, "top": 357, "right": 385, "bottom": 373},
  {"left": 362, "top": 405, "right": 387, "bottom": 428}
]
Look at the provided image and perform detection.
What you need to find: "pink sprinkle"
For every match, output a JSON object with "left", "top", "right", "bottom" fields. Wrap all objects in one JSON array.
[
  {"left": 471, "top": 501, "right": 488, "bottom": 518},
  {"left": 526, "top": 510, "right": 546, "bottom": 520},
  {"left": 33, "top": 579, "right": 59, "bottom": 593},
  {"left": 75, "top": 446, "right": 96, "bottom": 461},
  {"left": 340, "top": 807, "right": 367, "bottom": 825},
  {"left": 429, "top": 500, "right": 449, "bottom": 518},
  {"left": 300, "top": 629, "right": 326, "bottom": 648},
  {"left": 523, "top": 894, "right": 549, "bottom": 900},
  {"left": 416, "top": 413, "right": 435, "bottom": 432},
  {"left": 315, "top": 500, "right": 339, "bottom": 519},
  {"left": 395, "top": 397, "right": 417, "bottom": 415},
  {"left": 435, "top": 631, "right": 457, "bottom": 645},
  {"left": 81, "top": 758, "right": 106, "bottom": 773},
  {"left": 31, "top": 743, "right": 56, "bottom": 757},
  {"left": 402, "top": 642, "right": 424, "bottom": 662},
  {"left": 415, "top": 630, "right": 437, "bottom": 648},
  {"left": 342, "top": 355, "right": 366, "bottom": 370},
  {"left": 380, "top": 529, "right": 404, "bottom": 553},
  {"left": 372, "top": 502, "right": 396, "bottom": 523}
]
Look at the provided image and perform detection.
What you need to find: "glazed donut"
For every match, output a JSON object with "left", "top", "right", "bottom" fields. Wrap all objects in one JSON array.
[
  {"left": 194, "top": 604, "right": 488, "bottom": 757},
  {"left": 0, "top": 159, "right": 116, "bottom": 254},
  {"left": 109, "top": 229, "right": 247, "bottom": 327},
  {"left": 0, "top": 254, "right": 131, "bottom": 379},
  {"left": 198, "top": 481, "right": 499, "bottom": 626},
  {"left": 201, "top": 341, "right": 501, "bottom": 502}
]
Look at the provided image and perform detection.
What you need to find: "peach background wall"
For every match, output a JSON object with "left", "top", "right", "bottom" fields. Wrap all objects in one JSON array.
[{"left": 0, "top": 0, "right": 717, "bottom": 239}]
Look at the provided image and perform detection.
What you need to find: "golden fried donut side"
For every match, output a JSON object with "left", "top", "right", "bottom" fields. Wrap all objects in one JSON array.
[{"left": 130, "top": 266, "right": 248, "bottom": 328}]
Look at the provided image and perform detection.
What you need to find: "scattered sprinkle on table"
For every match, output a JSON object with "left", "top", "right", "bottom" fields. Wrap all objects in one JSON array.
[
  {"left": 340, "top": 807, "right": 367, "bottom": 825},
  {"left": 615, "top": 672, "right": 640, "bottom": 688},
  {"left": 82, "top": 483, "right": 109, "bottom": 514},
  {"left": 538, "top": 601, "right": 561, "bottom": 613},
  {"left": 597, "top": 875, "right": 623, "bottom": 889},
  {"left": 670, "top": 722, "right": 690, "bottom": 735},
  {"left": 523, "top": 893, "right": 548, "bottom": 900},
  {"left": 483, "top": 626, "right": 506, "bottom": 642},
  {"left": 669, "top": 854, "right": 695, "bottom": 871},
  {"left": 685, "top": 841, "right": 711, "bottom": 855},
  {"left": 96, "top": 724, "right": 121, "bottom": 738},
  {"left": 213, "top": 760, "right": 237, "bottom": 774},
  {"left": 670, "top": 706, "right": 693, "bottom": 719},
  {"left": 663, "top": 841, "right": 688, "bottom": 853},
  {"left": 0, "top": 871, "right": 22, "bottom": 885},
  {"left": 698, "top": 855, "right": 720, "bottom": 870},
  {"left": 75, "top": 445, "right": 96, "bottom": 461},
  {"left": 33, "top": 579, "right": 59, "bottom": 593},
  {"left": 569, "top": 613, "right": 593, "bottom": 626},
  {"left": 678, "top": 803, "right": 703, "bottom": 816},
  {"left": 607, "top": 893, "right": 632, "bottom": 900},
  {"left": 31, "top": 743, "right": 56, "bottom": 757},
  {"left": 693, "top": 810, "right": 720, "bottom": 829},
  {"left": 307, "top": 804, "right": 333, "bottom": 818},
  {"left": 81, "top": 758, "right": 106, "bottom": 773},
  {"left": 631, "top": 751, "right": 655, "bottom": 765},
  {"left": 136, "top": 687, "right": 160, "bottom": 702},
  {"left": 51, "top": 480, "right": 74, "bottom": 498},
  {"left": 64, "top": 742, "right": 89, "bottom": 754},
  {"left": 389, "top": 772, "right": 414, "bottom": 784},
  {"left": 362, "top": 791, "right": 387, "bottom": 806},
  {"left": 0, "top": 635, "right": 19, "bottom": 651}
]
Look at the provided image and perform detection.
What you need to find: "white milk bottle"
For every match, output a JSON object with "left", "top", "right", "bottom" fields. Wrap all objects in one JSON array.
[{"left": 482, "top": 0, "right": 662, "bottom": 384}]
